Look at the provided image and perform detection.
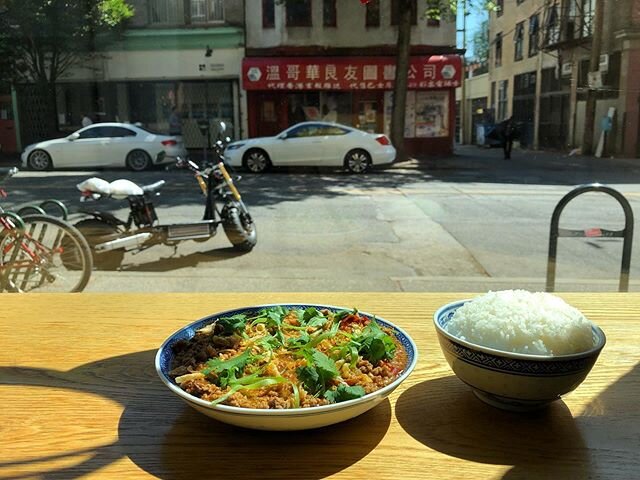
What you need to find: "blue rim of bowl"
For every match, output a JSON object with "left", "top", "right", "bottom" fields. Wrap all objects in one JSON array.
[
  {"left": 433, "top": 299, "right": 607, "bottom": 362},
  {"left": 155, "top": 303, "right": 418, "bottom": 417}
]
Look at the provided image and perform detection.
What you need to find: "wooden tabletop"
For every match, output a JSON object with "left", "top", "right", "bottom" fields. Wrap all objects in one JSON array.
[{"left": 1, "top": 293, "right": 639, "bottom": 479}]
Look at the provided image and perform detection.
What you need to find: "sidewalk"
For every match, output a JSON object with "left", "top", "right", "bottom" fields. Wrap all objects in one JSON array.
[{"left": 407, "top": 144, "right": 640, "bottom": 172}]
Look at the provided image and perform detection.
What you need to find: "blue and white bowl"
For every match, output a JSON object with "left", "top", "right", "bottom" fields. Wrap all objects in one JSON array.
[
  {"left": 434, "top": 300, "right": 606, "bottom": 412},
  {"left": 156, "top": 303, "right": 418, "bottom": 430}
]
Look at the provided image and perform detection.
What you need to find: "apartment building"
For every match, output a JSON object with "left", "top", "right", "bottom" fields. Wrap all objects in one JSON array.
[
  {"left": 242, "top": 0, "right": 462, "bottom": 155},
  {"left": 544, "top": 0, "right": 640, "bottom": 157},
  {"left": 488, "top": 0, "right": 561, "bottom": 149},
  {"left": 15, "top": 0, "right": 245, "bottom": 149}
]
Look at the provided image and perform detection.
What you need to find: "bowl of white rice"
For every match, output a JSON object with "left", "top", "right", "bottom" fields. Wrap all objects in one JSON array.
[{"left": 433, "top": 290, "right": 606, "bottom": 412}]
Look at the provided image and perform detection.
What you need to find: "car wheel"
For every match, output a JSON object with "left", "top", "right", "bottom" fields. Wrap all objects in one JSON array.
[
  {"left": 242, "top": 149, "right": 271, "bottom": 173},
  {"left": 344, "top": 149, "right": 371, "bottom": 174},
  {"left": 126, "top": 150, "right": 151, "bottom": 171},
  {"left": 27, "top": 149, "right": 53, "bottom": 171}
]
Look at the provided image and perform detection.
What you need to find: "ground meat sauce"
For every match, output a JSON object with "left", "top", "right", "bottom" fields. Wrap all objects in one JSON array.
[{"left": 169, "top": 307, "right": 408, "bottom": 409}]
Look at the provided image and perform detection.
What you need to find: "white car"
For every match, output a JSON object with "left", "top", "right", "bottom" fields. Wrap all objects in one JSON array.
[
  {"left": 224, "top": 122, "right": 396, "bottom": 174},
  {"left": 21, "top": 123, "right": 187, "bottom": 171}
]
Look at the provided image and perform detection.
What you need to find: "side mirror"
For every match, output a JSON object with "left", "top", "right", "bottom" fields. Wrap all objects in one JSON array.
[
  {"left": 279, "top": 134, "right": 288, "bottom": 140},
  {"left": 68, "top": 132, "right": 80, "bottom": 141}
]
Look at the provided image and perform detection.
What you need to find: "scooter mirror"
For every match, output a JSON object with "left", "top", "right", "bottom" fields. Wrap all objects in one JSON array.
[{"left": 218, "top": 121, "right": 226, "bottom": 134}]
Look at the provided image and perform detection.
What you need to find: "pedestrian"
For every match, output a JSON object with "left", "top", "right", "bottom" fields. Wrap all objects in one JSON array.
[
  {"left": 169, "top": 106, "right": 183, "bottom": 137},
  {"left": 81, "top": 113, "right": 93, "bottom": 127},
  {"left": 500, "top": 117, "right": 517, "bottom": 160}
]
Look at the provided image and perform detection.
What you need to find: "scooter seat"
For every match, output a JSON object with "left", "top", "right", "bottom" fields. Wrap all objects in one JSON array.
[{"left": 142, "top": 180, "right": 166, "bottom": 194}]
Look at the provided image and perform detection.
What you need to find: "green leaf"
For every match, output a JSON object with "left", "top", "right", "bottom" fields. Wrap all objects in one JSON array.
[
  {"left": 296, "top": 365, "right": 321, "bottom": 395},
  {"left": 324, "top": 384, "right": 366, "bottom": 404},
  {"left": 301, "top": 307, "right": 327, "bottom": 328},
  {"left": 354, "top": 321, "right": 396, "bottom": 364},
  {"left": 216, "top": 314, "right": 248, "bottom": 335},
  {"left": 201, "top": 349, "right": 255, "bottom": 388},
  {"left": 312, "top": 349, "right": 339, "bottom": 382}
]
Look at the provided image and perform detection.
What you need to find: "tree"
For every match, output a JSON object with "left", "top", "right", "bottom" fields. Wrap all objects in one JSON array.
[
  {"left": 0, "top": 0, "right": 133, "bottom": 136},
  {"left": 471, "top": 19, "right": 489, "bottom": 65},
  {"left": 389, "top": 1, "right": 495, "bottom": 160}
]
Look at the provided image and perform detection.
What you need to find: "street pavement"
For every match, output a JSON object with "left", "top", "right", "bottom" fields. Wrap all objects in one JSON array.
[{"left": 3, "top": 145, "right": 640, "bottom": 292}]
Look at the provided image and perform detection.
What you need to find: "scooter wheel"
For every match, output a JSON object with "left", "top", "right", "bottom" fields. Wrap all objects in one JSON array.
[{"left": 222, "top": 205, "right": 257, "bottom": 252}]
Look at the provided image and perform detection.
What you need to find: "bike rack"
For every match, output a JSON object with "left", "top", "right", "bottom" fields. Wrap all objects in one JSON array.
[
  {"left": 16, "top": 200, "right": 69, "bottom": 220},
  {"left": 546, "top": 183, "right": 634, "bottom": 292}
]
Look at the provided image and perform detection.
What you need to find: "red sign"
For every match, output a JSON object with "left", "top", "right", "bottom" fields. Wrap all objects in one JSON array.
[{"left": 243, "top": 55, "right": 462, "bottom": 91}]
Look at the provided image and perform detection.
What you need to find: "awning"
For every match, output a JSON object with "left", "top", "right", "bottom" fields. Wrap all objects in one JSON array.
[{"left": 242, "top": 55, "right": 462, "bottom": 91}]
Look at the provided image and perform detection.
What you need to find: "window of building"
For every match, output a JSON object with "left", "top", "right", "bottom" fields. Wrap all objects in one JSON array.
[
  {"left": 286, "top": 0, "right": 312, "bottom": 27},
  {"left": 190, "top": 0, "right": 224, "bottom": 23},
  {"left": 365, "top": 0, "right": 380, "bottom": 27},
  {"left": 581, "top": 0, "right": 595, "bottom": 37},
  {"left": 543, "top": 3, "right": 559, "bottom": 45},
  {"left": 263, "top": 0, "right": 275, "bottom": 28},
  {"left": 494, "top": 32, "right": 502, "bottom": 67},
  {"left": 391, "top": 0, "right": 417, "bottom": 26},
  {"left": 496, "top": 0, "right": 504, "bottom": 17},
  {"left": 513, "top": 72, "right": 536, "bottom": 96},
  {"left": 497, "top": 80, "right": 508, "bottom": 121},
  {"left": 514, "top": 22, "right": 524, "bottom": 61},
  {"left": 491, "top": 81, "right": 496, "bottom": 111},
  {"left": 148, "top": 0, "right": 183, "bottom": 25},
  {"left": 323, "top": 0, "right": 337, "bottom": 27},
  {"left": 529, "top": 14, "right": 539, "bottom": 56},
  {"left": 517, "top": 0, "right": 526, "bottom": 4}
]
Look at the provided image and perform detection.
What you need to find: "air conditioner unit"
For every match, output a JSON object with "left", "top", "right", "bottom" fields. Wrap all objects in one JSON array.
[
  {"left": 561, "top": 62, "right": 572, "bottom": 77},
  {"left": 599, "top": 54, "right": 609, "bottom": 73}
]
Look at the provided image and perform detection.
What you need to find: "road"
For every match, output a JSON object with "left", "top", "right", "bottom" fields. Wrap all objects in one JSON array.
[{"left": 3, "top": 146, "right": 640, "bottom": 292}]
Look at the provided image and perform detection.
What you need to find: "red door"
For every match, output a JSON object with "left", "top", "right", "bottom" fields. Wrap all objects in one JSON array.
[
  {"left": 0, "top": 96, "right": 17, "bottom": 153},
  {"left": 250, "top": 92, "right": 288, "bottom": 138}
]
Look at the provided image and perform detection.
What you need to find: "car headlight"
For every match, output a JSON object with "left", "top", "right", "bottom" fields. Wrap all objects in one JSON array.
[{"left": 225, "top": 143, "right": 245, "bottom": 151}]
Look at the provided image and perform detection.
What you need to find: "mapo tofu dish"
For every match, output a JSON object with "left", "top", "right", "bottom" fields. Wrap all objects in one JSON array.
[{"left": 169, "top": 306, "right": 408, "bottom": 409}]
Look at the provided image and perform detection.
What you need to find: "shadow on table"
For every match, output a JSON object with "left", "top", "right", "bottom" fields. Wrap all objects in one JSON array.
[
  {"left": 395, "top": 375, "right": 591, "bottom": 479},
  {"left": 0, "top": 349, "right": 392, "bottom": 480}
]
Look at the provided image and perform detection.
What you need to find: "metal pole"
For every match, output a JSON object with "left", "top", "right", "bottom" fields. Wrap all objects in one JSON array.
[
  {"left": 582, "top": 0, "right": 605, "bottom": 155},
  {"left": 459, "top": 0, "right": 467, "bottom": 144}
]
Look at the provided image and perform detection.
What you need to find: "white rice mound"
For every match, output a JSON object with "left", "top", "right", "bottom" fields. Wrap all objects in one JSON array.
[{"left": 445, "top": 290, "right": 595, "bottom": 356}]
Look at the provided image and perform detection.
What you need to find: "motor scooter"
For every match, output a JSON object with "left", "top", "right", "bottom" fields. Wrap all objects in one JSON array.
[{"left": 74, "top": 158, "right": 256, "bottom": 270}]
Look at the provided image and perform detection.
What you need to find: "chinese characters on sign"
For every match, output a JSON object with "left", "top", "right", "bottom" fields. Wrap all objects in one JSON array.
[{"left": 243, "top": 56, "right": 462, "bottom": 91}]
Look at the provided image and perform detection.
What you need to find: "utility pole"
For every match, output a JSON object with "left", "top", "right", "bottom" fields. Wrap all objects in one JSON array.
[
  {"left": 582, "top": 0, "right": 605, "bottom": 155},
  {"left": 458, "top": 0, "right": 468, "bottom": 144}
]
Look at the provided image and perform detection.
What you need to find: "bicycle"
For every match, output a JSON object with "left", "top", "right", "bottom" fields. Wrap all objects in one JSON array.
[{"left": 0, "top": 167, "right": 93, "bottom": 293}]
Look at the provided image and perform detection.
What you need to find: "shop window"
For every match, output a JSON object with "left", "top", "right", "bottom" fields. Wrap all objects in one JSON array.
[
  {"left": 497, "top": 80, "right": 508, "bottom": 121},
  {"left": 529, "top": 14, "right": 539, "bottom": 57},
  {"left": 514, "top": 22, "right": 524, "bottom": 61},
  {"left": 494, "top": 32, "right": 502, "bottom": 68},
  {"left": 286, "top": 0, "right": 312, "bottom": 27},
  {"left": 391, "top": 0, "right": 417, "bottom": 26},
  {"left": 496, "top": 0, "right": 503, "bottom": 17},
  {"left": 323, "top": 0, "right": 336, "bottom": 27},
  {"left": 263, "top": 0, "right": 275, "bottom": 28},
  {"left": 365, "top": 0, "right": 380, "bottom": 27}
]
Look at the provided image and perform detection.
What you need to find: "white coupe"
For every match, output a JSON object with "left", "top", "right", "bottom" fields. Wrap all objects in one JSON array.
[
  {"left": 224, "top": 122, "right": 396, "bottom": 174},
  {"left": 21, "top": 123, "right": 187, "bottom": 171}
]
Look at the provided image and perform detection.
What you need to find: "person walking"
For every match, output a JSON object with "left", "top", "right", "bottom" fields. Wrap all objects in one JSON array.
[
  {"left": 169, "top": 107, "right": 183, "bottom": 137},
  {"left": 500, "top": 117, "right": 516, "bottom": 160},
  {"left": 81, "top": 114, "right": 93, "bottom": 127}
]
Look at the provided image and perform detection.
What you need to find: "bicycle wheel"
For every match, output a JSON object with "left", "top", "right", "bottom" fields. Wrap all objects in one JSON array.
[{"left": 0, "top": 214, "right": 93, "bottom": 293}]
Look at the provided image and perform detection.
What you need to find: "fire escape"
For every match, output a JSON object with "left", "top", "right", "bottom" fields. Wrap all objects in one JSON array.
[{"left": 541, "top": 0, "right": 595, "bottom": 51}]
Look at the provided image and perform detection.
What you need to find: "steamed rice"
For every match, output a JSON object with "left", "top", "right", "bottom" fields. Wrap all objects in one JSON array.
[{"left": 445, "top": 290, "right": 595, "bottom": 356}]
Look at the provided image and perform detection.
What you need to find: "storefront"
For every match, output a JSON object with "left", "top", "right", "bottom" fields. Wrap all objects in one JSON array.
[{"left": 242, "top": 55, "right": 462, "bottom": 156}]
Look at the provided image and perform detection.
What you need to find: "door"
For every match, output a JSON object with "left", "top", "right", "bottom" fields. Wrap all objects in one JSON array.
[
  {"left": 0, "top": 96, "right": 17, "bottom": 153},
  {"left": 256, "top": 94, "right": 286, "bottom": 138},
  {"left": 64, "top": 126, "right": 111, "bottom": 167},
  {"left": 270, "top": 123, "right": 327, "bottom": 165},
  {"left": 102, "top": 126, "right": 139, "bottom": 166}
]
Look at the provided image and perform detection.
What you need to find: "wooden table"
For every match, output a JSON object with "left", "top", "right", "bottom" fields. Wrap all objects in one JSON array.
[{"left": 1, "top": 293, "right": 638, "bottom": 479}]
